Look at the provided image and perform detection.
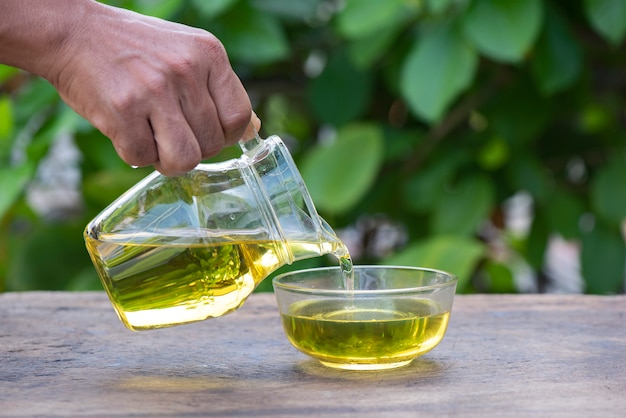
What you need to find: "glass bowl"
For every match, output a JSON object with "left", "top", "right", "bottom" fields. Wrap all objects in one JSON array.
[{"left": 272, "top": 265, "right": 457, "bottom": 371}]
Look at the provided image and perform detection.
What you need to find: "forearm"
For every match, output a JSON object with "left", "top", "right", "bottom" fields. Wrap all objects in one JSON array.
[
  {"left": 0, "top": 0, "right": 97, "bottom": 78},
  {"left": 0, "top": 0, "right": 256, "bottom": 176}
]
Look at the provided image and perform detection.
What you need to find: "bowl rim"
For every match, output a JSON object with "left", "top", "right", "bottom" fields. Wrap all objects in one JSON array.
[{"left": 272, "top": 265, "right": 458, "bottom": 296}]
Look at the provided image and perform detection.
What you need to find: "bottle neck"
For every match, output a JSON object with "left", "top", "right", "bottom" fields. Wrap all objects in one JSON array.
[{"left": 241, "top": 135, "right": 340, "bottom": 266}]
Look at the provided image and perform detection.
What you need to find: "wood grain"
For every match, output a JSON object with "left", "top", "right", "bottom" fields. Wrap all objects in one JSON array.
[{"left": 1, "top": 292, "right": 625, "bottom": 417}]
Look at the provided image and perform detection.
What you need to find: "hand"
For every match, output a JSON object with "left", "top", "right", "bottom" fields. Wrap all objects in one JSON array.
[{"left": 1, "top": 1, "right": 260, "bottom": 176}]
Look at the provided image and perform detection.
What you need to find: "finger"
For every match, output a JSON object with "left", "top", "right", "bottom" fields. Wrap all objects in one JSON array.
[
  {"left": 241, "top": 111, "right": 262, "bottom": 142},
  {"left": 179, "top": 86, "right": 225, "bottom": 160},
  {"left": 106, "top": 116, "right": 159, "bottom": 168},
  {"left": 149, "top": 106, "right": 202, "bottom": 176},
  {"left": 208, "top": 67, "right": 252, "bottom": 147}
]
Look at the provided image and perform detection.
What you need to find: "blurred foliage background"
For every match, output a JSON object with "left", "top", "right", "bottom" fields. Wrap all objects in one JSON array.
[{"left": 1, "top": 0, "right": 626, "bottom": 294}]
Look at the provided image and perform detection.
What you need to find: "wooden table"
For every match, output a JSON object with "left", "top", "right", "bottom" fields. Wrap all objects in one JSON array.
[{"left": 1, "top": 292, "right": 625, "bottom": 417}]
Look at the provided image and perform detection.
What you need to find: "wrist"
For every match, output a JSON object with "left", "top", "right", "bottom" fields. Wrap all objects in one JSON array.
[{"left": 0, "top": 0, "right": 98, "bottom": 78}]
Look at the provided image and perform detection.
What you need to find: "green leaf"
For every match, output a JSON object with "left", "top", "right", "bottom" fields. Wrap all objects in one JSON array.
[
  {"left": 13, "top": 77, "right": 59, "bottom": 123},
  {"left": 477, "top": 135, "right": 509, "bottom": 170},
  {"left": 348, "top": 23, "right": 402, "bottom": 69},
  {"left": 462, "top": 0, "right": 543, "bottom": 63},
  {"left": 76, "top": 129, "right": 136, "bottom": 172},
  {"left": 584, "top": 0, "right": 626, "bottom": 45},
  {"left": 404, "top": 152, "right": 466, "bottom": 212},
  {"left": 581, "top": 221, "right": 625, "bottom": 294},
  {"left": 432, "top": 174, "right": 495, "bottom": 236},
  {"left": 132, "top": 0, "right": 182, "bottom": 19},
  {"left": 384, "top": 235, "right": 486, "bottom": 291},
  {"left": 191, "top": 0, "right": 238, "bottom": 18},
  {"left": 24, "top": 104, "right": 83, "bottom": 164},
  {"left": 0, "top": 162, "right": 35, "bottom": 220},
  {"left": 590, "top": 157, "right": 626, "bottom": 225},
  {"left": 481, "top": 260, "right": 517, "bottom": 293},
  {"left": 382, "top": 128, "right": 423, "bottom": 163},
  {"left": 262, "top": 94, "right": 311, "bottom": 142},
  {"left": 531, "top": 6, "right": 583, "bottom": 95},
  {"left": 485, "top": 77, "right": 551, "bottom": 145},
  {"left": 0, "top": 94, "right": 14, "bottom": 142},
  {"left": 525, "top": 208, "right": 549, "bottom": 270},
  {"left": 507, "top": 156, "right": 551, "bottom": 203},
  {"left": 212, "top": 6, "right": 289, "bottom": 65},
  {"left": 336, "top": 0, "right": 410, "bottom": 39},
  {"left": 0, "top": 64, "right": 19, "bottom": 84},
  {"left": 543, "top": 191, "right": 585, "bottom": 240},
  {"left": 83, "top": 169, "right": 152, "bottom": 209},
  {"left": 308, "top": 51, "right": 372, "bottom": 125},
  {"left": 426, "top": 0, "right": 471, "bottom": 15},
  {"left": 6, "top": 223, "right": 95, "bottom": 291},
  {"left": 579, "top": 102, "right": 612, "bottom": 134},
  {"left": 251, "top": 0, "right": 322, "bottom": 21},
  {"left": 300, "top": 123, "right": 383, "bottom": 215},
  {"left": 400, "top": 22, "right": 478, "bottom": 123}
]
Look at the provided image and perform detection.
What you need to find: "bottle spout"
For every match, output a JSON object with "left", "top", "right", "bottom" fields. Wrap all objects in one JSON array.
[
  {"left": 318, "top": 216, "right": 343, "bottom": 248},
  {"left": 320, "top": 215, "right": 351, "bottom": 257},
  {"left": 285, "top": 214, "right": 346, "bottom": 262}
]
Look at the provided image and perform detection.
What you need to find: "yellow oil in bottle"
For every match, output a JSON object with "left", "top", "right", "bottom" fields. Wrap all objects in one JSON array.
[
  {"left": 280, "top": 298, "right": 450, "bottom": 370},
  {"left": 86, "top": 234, "right": 348, "bottom": 331}
]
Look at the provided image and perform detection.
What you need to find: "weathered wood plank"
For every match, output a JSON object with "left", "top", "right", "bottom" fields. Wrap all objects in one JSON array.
[{"left": 1, "top": 292, "right": 625, "bottom": 417}]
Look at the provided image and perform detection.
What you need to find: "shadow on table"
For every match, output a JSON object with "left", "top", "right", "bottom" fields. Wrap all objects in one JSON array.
[
  {"left": 110, "top": 355, "right": 449, "bottom": 395},
  {"left": 293, "top": 357, "right": 447, "bottom": 383}
]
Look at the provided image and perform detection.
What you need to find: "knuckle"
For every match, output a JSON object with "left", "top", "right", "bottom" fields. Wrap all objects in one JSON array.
[
  {"left": 222, "top": 107, "right": 252, "bottom": 135},
  {"left": 167, "top": 56, "right": 196, "bottom": 81},
  {"left": 165, "top": 156, "right": 201, "bottom": 174},
  {"left": 200, "top": 137, "right": 224, "bottom": 160},
  {"left": 163, "top": 142, "right": 202, "bottom": 173},
  {"left": 221, "top": 108, "right": 251, "bottom": 144},
  {"left": 113, "top": 140, "right": 156, "bottom": 167},
  {"left": 173, "top": 33, "right": 228, "bottom": 78},
  {"left": 142, "top": 72, "right": 171, "bottom": 96},
  {"left": 199, "top": 34, "right": 228, "bottom": 62},
  {"left": 108, "top": 89, "right": 139, "bottom": 114}
]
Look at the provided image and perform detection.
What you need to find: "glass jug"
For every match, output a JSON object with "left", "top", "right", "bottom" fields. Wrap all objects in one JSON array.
[{"left": 84, "top": 134, "right": 348, "bottom": 331}]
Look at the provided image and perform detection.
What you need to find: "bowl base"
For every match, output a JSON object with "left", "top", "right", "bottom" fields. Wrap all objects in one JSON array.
[{"left": 318, "top": 359, "right": 414, "bottom": 371}]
